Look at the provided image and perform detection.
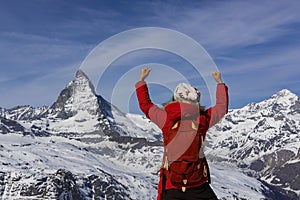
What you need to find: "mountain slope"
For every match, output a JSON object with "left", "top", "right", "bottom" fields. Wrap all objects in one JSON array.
[
  {"left": 0, "top": 132, "right": 267, "bottom": 200},
  {"left": 206, "top": 89, "right": 300, "bottom": 199}
]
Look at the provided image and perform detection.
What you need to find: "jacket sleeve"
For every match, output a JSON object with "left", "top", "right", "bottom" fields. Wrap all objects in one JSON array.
[
  {"left": 135, "top": 81, "right": 167, "bottom": 130},
  {"left": 206, "top": 83, "right": 229, "bottom": 128}
]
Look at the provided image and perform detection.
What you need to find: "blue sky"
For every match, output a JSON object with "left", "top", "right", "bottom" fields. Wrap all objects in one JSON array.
[{"left": 1, "top": 0, "right": 300, "bottom": 114}]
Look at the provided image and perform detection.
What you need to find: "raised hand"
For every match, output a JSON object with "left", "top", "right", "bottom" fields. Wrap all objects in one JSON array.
[
  {"left": 212, "top": 71, "right": 223, "bottom": 84},
  {"left": 139, "top": 67, "right": 151, "bottom": 81}
]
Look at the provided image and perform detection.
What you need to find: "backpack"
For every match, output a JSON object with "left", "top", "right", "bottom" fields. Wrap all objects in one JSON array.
[{"left": 163, "top": 118, "right": 209, "bottom": 192}]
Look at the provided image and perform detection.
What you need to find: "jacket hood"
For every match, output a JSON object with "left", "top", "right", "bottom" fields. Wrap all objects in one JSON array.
[{"left": 164, "top": 102, "right": 200, "bottom": 121}]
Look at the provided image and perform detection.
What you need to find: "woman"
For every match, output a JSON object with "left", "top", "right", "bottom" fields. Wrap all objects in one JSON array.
[{"left": 135, "top": 68, "right": 228, "bottom": 200}]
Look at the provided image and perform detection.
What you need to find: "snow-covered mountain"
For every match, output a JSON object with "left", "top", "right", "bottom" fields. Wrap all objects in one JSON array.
[
  {"left": 0, "top": 70, "right": 299, "bottom": 199},
  {"left": 1, "top": 70, "right": 161, "bottom": 139},
  {"left": 206, "top": 89, "right": 300, "bottom": 199}
]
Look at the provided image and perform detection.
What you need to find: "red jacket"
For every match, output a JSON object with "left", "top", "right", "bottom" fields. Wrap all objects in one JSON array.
[{"left": 135, "top": 81, "right": 228, "bottom": 198}]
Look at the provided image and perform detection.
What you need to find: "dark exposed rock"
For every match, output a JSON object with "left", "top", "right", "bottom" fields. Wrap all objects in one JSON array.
[
  {"left": 0, "top": 172, "right": 5, "bottom": 196},
  {"left": 261, "top": 180, "right": 299, "bottom": 200},
  {"left": 14, "top": 168, "right": 133, "bottom": 200},
  {"left": 87, "top": 169, "right": 133, "bottom": 200},
  {"left": 224, "top": 115, "right": 244, "bottom": 125},
  {"left": 249, "top": 159, "right": 265, "bottom": 171},
  {"left": 0, "top": 117, "right": 26, "bottom": 134},
  {"left": 109, "top": 135, "right": 163, "bottom": 150},
  {"left": 263, "top": 150, "right": 295, "bottom": 169},
  {"left": 289, "top": 100, "right": 300, "bottom": 114},
  {"left": 272, "top": 161, "right": 300, "bottom": 190}
]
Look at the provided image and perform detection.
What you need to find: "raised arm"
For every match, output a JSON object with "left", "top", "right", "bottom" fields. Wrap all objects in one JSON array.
[
  {"left": 207, "top": 71, "right": 229, "bottom": 128},
  {"left": 135, "top": 68, "right": 167, "bottom": 129}
]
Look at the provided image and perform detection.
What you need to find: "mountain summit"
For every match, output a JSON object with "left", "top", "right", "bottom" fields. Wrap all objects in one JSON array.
[
  {"left": 36, "top": 70, "right": 110, "bottom": 133},
  {"left": 47, "top": 70, "right": 101, "bottom": 119},
  {"left": 258, "top": 89, "right": 299, "bottom": 112}
]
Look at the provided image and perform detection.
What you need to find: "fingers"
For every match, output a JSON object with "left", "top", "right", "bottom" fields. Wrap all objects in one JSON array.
[
  {"left": 212, "top": 71, "right": 220, "bottom": 76},
  {"left": 142, "top": 67, "right": 151, "bottom": 74},
  {"left": 139, "top": 67, "right": 151, "bottom": 81},
  {"left": 142, "top": 67, "right": 151, "bottom": 77},
  {"left": 212, "top": 71, "right": 223, "bottom": 83}
]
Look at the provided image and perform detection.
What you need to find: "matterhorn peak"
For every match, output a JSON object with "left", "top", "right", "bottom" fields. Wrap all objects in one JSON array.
[
  {"left": 71, "top": 69, "right": 96, "bottom": 95},
  {"left": 75, "top": 69, "right": 92, "bottom": 86},
  {"left": 46, "top": 70, "right": 103, "bottom": 122},
  {"left": 75, "top": 69, "right": 88, "bottom": 78}
]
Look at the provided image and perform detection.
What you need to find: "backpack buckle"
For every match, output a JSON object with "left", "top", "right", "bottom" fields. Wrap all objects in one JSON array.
[
  {"left": 182, "top": 179, "right": 187, "bottom": 192},
  {"left": 163, "top": 155, "right": 169, "bottom": 170},
  {"left": 203, "top": 165, "right": 207, "bottom": 177}
]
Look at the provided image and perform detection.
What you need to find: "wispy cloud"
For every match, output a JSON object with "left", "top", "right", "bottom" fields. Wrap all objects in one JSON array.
[
  {"left": 0, "top": 31, "right": 92, "bottom": 82},
  {"left": 147, "top": 0, "right": 300, "bottom": 49},
  {"left": 0, "top": 61, "right": 79, "bottom": 108}
]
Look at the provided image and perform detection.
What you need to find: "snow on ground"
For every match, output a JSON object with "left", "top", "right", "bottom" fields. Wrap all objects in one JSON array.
[
  {"left": 109, "top": 110, "right": 162, "bottom": 140},
  {"left": 210, "top": 163, "right": 266, "bottom": 200},
  {"left": 0, "top": 133, "right": 267, "bottom": 199}
]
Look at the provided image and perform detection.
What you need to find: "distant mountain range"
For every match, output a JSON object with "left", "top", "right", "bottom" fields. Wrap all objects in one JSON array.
[
  {"left": 0, "top": 70, "right": 299, "bottom": 199},
  {"left": 206, "top": 88, "right": 300, "bottom": 199}
]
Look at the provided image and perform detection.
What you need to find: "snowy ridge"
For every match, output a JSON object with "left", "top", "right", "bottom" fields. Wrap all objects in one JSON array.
[{"left": 3, "top": 105, "right": 48, "bottom": 121}]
